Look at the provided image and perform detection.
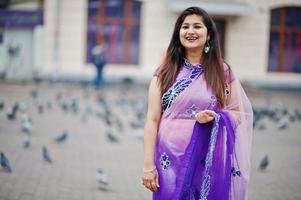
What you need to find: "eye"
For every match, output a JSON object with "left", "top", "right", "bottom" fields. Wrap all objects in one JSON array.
[
  {"left": 194, "top": 25, "right": 202, "bottom": 29},
  {"left": 181, "top": 25, "right": 189, "bottom": 29}
]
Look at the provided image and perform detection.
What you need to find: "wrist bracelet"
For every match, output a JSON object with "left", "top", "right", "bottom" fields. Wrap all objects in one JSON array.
[{"left": 143, "top": 167, "right": 157, "bottom": 174}]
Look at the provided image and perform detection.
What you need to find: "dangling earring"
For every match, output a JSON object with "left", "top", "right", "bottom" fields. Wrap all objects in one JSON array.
[{"left": 204, "top": 40, "right": 210, "bottom": 54}]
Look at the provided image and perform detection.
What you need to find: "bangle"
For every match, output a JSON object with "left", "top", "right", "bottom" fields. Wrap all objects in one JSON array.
[{"left": 143, "top": 167, "right": 157, "bottom": 175}]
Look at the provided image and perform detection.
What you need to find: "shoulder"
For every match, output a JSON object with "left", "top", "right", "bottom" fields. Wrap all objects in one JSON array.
[
  {"left": 153, "top": 66, "right": 161, "bottom": 77},
  {"left": 148, "top": 76, "right": 161, "bottom": 96},
  {"left": 223, "top": 61, "right": 235, "bottom": 84},
  {"left": 223, "top": 62, "right": 231, "bottom": 72}
]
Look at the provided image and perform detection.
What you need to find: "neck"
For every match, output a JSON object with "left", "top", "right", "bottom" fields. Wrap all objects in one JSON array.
[{"left": 186, "top": 49, "right": 204, "bottom": 65}]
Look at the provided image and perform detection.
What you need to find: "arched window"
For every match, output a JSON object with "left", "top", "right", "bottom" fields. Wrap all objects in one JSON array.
[
  {"left": 268, "top": 7, "right": 301, "bottom": 73},
  {"left": 87, "top": 0, "right": 141, "bottom": 65}
]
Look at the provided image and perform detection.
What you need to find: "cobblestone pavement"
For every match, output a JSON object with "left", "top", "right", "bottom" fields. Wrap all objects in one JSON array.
[{"left": 0, "top": 82, "right": 300, "bottom": 200}]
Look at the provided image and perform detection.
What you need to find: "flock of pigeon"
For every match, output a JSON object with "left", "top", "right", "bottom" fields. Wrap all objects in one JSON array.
[
  {"left": 253, "top": 104, "right": 301, "bottom": 131},
  {"left": 0, "top": 84, "right": 147, "bottom": 190},
  {"left": 1, "top": 84, "right": 300, "bottom": 187},
  {"left": 253, "top": 104, "right": 301, "bottom": 171}
]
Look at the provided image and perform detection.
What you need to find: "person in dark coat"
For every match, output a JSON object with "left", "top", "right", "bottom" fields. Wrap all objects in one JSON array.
[{"left": 91, "top": 44, "right": 107, "bottom": 89}]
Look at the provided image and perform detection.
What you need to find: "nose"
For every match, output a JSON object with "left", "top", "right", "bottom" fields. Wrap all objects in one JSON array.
[{"left": 187, "top": 26, "right": 195, "bottom": 34}]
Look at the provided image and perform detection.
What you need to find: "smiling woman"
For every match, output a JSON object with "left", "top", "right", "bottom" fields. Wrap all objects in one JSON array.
[
  {"left": 142, "top": 6, "right": 253, "bottom": 200},
  {"left": 179, "top": 14, "right": 209, "bottom": 55}
]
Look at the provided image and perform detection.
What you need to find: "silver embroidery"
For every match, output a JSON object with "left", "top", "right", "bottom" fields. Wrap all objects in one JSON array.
[
  {"left": 160, "top": 152, "right": 171, "bottom": 170},
  {"left": 208, "top": 96, "right": 217, "bottom": 109},
  {"left": 199, "top": 114, "right": 221, "bottom": 200}
]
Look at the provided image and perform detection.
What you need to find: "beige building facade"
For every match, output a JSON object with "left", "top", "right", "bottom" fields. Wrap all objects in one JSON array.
[{"left": 5, "top": 0, "right": 300, "bottom": 84}]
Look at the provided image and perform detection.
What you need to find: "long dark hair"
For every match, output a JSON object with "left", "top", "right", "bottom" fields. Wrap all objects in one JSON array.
[{"left": 158, "top": 7, "right": 226, "bottom": 108}]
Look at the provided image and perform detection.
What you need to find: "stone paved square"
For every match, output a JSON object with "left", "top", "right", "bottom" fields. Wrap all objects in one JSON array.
[{"left": 0, "top": 82, "right": 300, "bottom": 200}]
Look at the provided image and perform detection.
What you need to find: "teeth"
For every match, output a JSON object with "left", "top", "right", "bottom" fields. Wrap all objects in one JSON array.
[{"left": 186, "top": 37, "right": 197, "bottom": 40}]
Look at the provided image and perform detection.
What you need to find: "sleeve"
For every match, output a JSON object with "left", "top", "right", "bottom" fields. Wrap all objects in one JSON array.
[
  {"left": 222, "top": 67, "right": 254, "bottom": 199},
  {"left": 224, "top": 62, "right": 235, "bottom": 84}
]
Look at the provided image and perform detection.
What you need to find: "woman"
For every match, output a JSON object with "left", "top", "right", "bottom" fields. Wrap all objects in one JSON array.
[{"left": 142, "top": 6, "right": 253, "bottom": 200}]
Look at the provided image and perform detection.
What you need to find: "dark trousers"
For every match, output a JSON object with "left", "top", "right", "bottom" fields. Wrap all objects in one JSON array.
[{"left": 93, "top": 64, "right": 104, "bottom": 88}]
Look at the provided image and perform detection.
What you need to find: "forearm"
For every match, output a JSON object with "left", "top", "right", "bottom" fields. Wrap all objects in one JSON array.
[{"left": 143, "top": 119, "right": 159, "bottom": 168}]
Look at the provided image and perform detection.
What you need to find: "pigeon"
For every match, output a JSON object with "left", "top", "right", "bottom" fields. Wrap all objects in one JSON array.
[
  {"left": 104, "top": 108, "right": 111, "bottom": 118},
  {"left": 21, "top": 113, "right": 31, "bottom": 123},
  {"left": 136, "top": 110, "right": 145, "bottom": 121},
  {"left": 85, "top": 105, "right": 93, "bottom": 115},
  {"left": 258, "top": 155, "right": 269, "bottom": 171},
  {"left": 18, "top": 101, "right": 28, "bottom": 113},
  {"left": 295, "top": 108, "right": 301, "bottom": 120},
  {"left": 115, "top": 118, "right": 124, "bottom": 133},
  {"left": 31, "top": 89, "right": 38, "bottom": 99},
  {"left": 54, "top": 131, "right": 68, "bottom": 143},
  {"left": 47, "top": 101, "right": 52, "bottom": 110},
  {"left": 21, "top": 119, "right": 32, "bottom": 133},
  {"left": 105, "top": 115, "right": 112, "bottom": 126},
  {"left": 97, "top": 169, "right": 109, "bottom": 190},
  {"left": 61, "top": 101, "right": 68, "bottom": 112},
  {"left": 134, "top": 129, "right": 144, "bottom": 141},
  {"left": 0, "top": 152, "right": 12, "bottom": 173},
  {"left": 23, "top": 134, "right": 31, "bottom": 148},
  {"left": 257, "top": 122, "right": 266, "bottom": 131},
  {"left": 37, "top": 104, "right": 44, "bottom": 114},
  {"left": 285, "top": 110, "right": 295, "bottom": 122},
  {"left": 97, "top": 95, "right": 106, "bottom": 105},
  {"left": 56, "top": 92, "right": 63, "bottom": 101},
  {"left": 83, "top": 89, "right": 90, "bottom": 99},
  {"left": 6, "top": 103, "right": 18, "bottom": 120},
  {"left": 106, "top": 131, "right": 118, "bottom": 143},
  {"left": 0, "top": 98, "right": 4, "bottom": 111},
  {"left": 71, "top": 97, "right": 79, "bottom": 114},
  {"left": 276, "top": 117, "right": 288, "bottom": 130},
  {"left": 96, "top": 111, "right": 105, "bottom": 120},
  {"left": 130, "top": 121, "right": 143, "bottom": 129},
  {"left": 42, "top": 146, "right": 53, "bottom": 163}
]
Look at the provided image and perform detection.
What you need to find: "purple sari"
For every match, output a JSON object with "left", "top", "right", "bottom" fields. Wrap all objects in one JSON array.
[{"left": 153, "top": 60, "right": 253, "bottom": 200}]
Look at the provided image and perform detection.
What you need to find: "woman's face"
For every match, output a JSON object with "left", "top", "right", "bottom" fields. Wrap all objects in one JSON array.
[{"left": 179, "top": 14, "right": 209, "bottom": 52}]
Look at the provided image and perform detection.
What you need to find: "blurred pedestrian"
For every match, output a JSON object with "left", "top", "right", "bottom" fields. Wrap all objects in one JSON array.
[
  {"left": 142, "top": 7, "right": 253, "bottom": 199},
  {"left": 91, "top": 43, "right": 107, "bottom": 89}
]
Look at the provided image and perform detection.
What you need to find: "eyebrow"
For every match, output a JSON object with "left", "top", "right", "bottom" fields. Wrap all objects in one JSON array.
[{"left": 182, "top": 22, "right": 203, "bottom": 25}]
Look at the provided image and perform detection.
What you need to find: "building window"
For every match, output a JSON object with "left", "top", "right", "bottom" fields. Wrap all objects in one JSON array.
[
  {"left": 87, "top": 0, "right": 141, "bottom": 65},
  {"left": 214, "top": 19, "right": 226, "bottom": 58},
  {"left": 268, "top": 7, "right": 301, "bottom": 73}
]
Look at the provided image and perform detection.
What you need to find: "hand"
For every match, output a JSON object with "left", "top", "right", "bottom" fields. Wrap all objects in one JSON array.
[
  {"left": 141, "top": 167, "right": 160, "bottom": 192},
  {"left": 195, "top": 109, "right": 216, "bottom": 124}
]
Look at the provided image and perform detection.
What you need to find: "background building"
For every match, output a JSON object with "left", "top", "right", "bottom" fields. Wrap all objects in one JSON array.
[
  {"left": 1, "top": 0, "right": 301, "bottom": 85},
  {"left": 0, "top": 0, "right": 43, "bottom": 81}
]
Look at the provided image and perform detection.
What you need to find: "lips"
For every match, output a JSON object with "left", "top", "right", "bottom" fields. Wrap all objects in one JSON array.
[{"left": 185, "top": 36, "right": 198, "bottom": 42}]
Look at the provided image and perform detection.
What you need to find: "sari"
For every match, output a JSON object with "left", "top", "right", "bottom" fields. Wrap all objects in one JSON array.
[{"left": 153, "top": 59, "right": 253, "bottom": 200}]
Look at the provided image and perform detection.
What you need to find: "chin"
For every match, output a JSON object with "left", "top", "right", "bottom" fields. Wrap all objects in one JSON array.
[{"left": 184, "top": 45, "right": 202, "bottom": 51}]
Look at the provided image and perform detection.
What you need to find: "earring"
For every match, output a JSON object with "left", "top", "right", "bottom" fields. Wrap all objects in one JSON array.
[
  {"left": 204, "top": 40, "right": 210, "bottom": 54},
  {"left": 225, "top": 83, "right": 230, "bottom": 96}
]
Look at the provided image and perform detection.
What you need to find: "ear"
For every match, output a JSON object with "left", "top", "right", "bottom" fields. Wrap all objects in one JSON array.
[{"left": 207, "top": 35, "right": 210, "bottom": 41}]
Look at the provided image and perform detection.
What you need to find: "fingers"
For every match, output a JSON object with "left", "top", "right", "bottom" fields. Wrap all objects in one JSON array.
[
  {"left": 143, "top": 179, "right": 158, "bottom": 192},
  {"left": 155, "top": 174, "right": 160, "bottom": 187},
  {"left": 150, "top": 181, "right": 158, "bottom": 192},
  {"left": 144, "top": 181, "right": 152, "bottom": 191},
  {"left": 203, "top": 109, "right": 216, "bottom": 117},
  {"left": 142, "top": 173, "right": 159, "bottom": 192},
  {"left": 195, "top": 110, "right": 216, "bottom": 123}
]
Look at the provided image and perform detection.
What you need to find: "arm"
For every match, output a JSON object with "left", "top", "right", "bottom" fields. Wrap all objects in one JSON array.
[
  {"left": 224, "top": 79, "right": 243, "bottom": 126},
  {"left": 142, "top": 76, "right": 162, "bottom": 192},
  {"left": 222, "top": 62, "right": 244, "bottom": 126},
  {"left": 194, "top": 69, "right": 238, "bottom": 124}
]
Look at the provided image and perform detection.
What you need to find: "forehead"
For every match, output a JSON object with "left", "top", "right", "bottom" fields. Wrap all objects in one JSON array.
[{"left": 183, "top": 14, "right": 204, "bottom": 24}]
